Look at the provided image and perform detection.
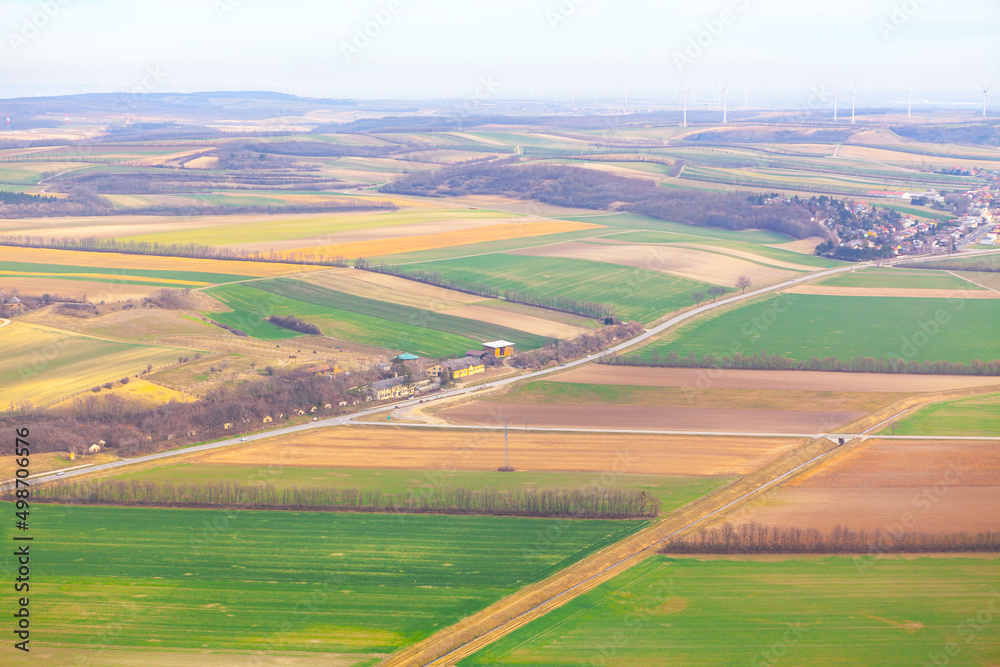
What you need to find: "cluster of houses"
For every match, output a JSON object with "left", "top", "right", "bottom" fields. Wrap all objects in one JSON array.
[{"left": 364, "top": 340, "right": 515, "bottom": 402}]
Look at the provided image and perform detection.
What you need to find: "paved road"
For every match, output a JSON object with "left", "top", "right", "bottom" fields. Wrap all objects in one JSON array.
[{"left": 14, "top": 249, "right": 1000, "bottom": 489}]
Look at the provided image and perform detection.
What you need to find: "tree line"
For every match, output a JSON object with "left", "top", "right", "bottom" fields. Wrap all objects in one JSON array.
[
  {"left": 268, "top": 315, "right": 321, "bottom": 335},
  {"left": 18, "top": 479, "right": 659, "bottom": 519},
  {"left": 601, "top": 350, "right": 1000, "bottom": 376},
  {"left": 510, "top": 321, "right": 644, "bottom": 370},
  {"left": 0, "top": 234, "right": 359, "bottom": 266},
  {"left": 0, "top": 190, "right": 57, "bottom": 205},
  {"left": 383, "top": 162, "right": 831, "bottom": 240},
  {"left": 662, "top": 522, "right": 1000, "bottom": 554},
  {"left": 354, "top": 258, "right": 617, "bottom": 319},
  {"left": 0, "top": 368, "right": 380, "bottom": 458},
  {"left": 905, "top": 259, "right": 1000, "bottom": 274}
]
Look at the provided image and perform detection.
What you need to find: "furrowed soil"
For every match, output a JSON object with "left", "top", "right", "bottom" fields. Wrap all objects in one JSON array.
[
  {"left": 189, "top": 427, "right": 807, "bottom": 477},
  {"left": 737, "top": 439, "right": 1000, "bottom": 533},
  {"left": 546, "top": 365, "right": 1000, "bottom": 392}
]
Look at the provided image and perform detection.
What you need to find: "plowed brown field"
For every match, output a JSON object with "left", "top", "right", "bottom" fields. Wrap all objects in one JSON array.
[
  {"left": 738, "top": 439, "right": 1000, "bottom": 532},
  {"left": 548, "top": 366, "right": 1000, "bottom": 392},
  {"left": 192, "top": 427, "right": 806, "bottom": 476},
  {"left": 437, "top": 401, "right": 861, "bottom": 434}
]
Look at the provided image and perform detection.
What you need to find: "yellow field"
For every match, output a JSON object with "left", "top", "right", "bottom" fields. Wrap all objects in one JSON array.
[
  {"left": 292, "top": 219, "right": 604, "bottom": 259},
  {"left": 183, "top": 156, "right": 220, "bottom": 169},
  {"left": 0, "top": 270, "right": 207, "bottom": 286},
  {"left": 50, "top": 378, "right": 197, "bottom": 410},
  {"left": 0, "top": 246, "right": 328, "bottom": 278},
  {"left": 0, "top": 321, "right": 199, "bottom": 408}
]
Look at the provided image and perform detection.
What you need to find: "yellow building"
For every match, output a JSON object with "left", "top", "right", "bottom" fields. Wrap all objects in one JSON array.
[
  {"left": 482, "top": 340, "right": 515, "bottom": 358},
  {"left": 426, "top": 358, "right": 485, "bottom": 379}
]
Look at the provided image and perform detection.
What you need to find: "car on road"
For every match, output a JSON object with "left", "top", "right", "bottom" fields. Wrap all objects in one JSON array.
[
  {"left": 240, "top": 437, "right": 247, "bottom": 442},
  {"left": 56, "top": 471, "right": 64, "bottom": 476}
]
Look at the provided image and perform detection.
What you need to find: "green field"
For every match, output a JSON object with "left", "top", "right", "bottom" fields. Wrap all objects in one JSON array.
[
  {"left": 634, "top": 294, "right": 1000, "bottom": 364},
  {"left": 205, "top": 279, "right": 554, "bottom": 355},
  {"left": 461, "top": 556, "right": 1000, "bottom": 666},
  {"left": 555, "top": 212, "right": 794, "bottom": 243},
  {"left": 110, "top": 463, "right": 729, "bottom": 514},
  {"left": 392, "top": 254, "right": 714, "bottom": 322},
  {"left": 817, "top": 267, "right": 983, "bottom": 290},
  {"left": 889, "top": 392, "right": 1000, "bottom": 436},
  {"left": 12, "top": 504, "right": 645, "bottom": 655},
  {"left": 1, "top": 321, "right": 195, "bottom": 407}
]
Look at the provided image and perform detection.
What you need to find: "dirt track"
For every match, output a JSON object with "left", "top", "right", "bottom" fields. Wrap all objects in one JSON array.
[
  {"left": 437, "top": 401, "right": 862, "bottom": 434},
  {"left": 194, "top": 427, "right": 806, "bottom": 477},
  {"left": 547, "top": 365, "right": 1000, "bottom": 392}
]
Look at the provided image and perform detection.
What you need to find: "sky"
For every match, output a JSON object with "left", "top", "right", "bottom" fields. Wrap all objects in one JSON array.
[{"left": 1, "top": 0, "right": 998, "bottom": 100}]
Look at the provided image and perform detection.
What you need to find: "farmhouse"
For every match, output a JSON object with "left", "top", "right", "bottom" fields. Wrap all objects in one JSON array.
[
  {"left": 368, "top": 376, "right": 416, "bottom": 401},
  {"left": 426, "top": 357, "right": 486, "bottom": 380},
  {"left": 482, "top": 340, "right": 516, "bottom": 358}
]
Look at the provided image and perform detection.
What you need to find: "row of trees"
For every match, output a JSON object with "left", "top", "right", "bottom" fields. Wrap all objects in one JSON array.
[
  {"left": 906, "top": 259, "right": 1000, "bottom": 273},
  {"left": 19, "top": 480, "right": 659, "bottom": 518},
  {"left": 510, "top": 321, "right": 644, "bottom": 370},
  {"left": 268, "top": 315, "right": 321, "bottom": 335},
  {"left": 0, "top": 234, "right": 360, "bottom": 266},
  {"left": 0, "top": 190, "right": 57, "bottom": 205},
  {"left": 355, "top": 258, "right": 617, "bottom": 320},
  {"left": 663, "top": 522, "right": 1000, "bottom": 554},
  {"left": 383, "top": 162, "right": 831, "bottom": 240},
  {"left": 1, "top": 368, "right": 380, "bottom": 457},
  {"left": 601, "top": 350, "right": 1000, "bottom": 376}
]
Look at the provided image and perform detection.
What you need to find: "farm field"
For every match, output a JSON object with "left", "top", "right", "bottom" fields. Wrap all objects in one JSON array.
[
  {"left": 606, "top": 229, "right": 842, "bottom": 268},
  {"left": 190, "top": 427, "right": 807, "bottom": 477},
  {"left": 17, "top": 307, "right": 221, "bottom": 342},
  {"left": 436, "top": 400, "right": 865, "bottom": 434},
  {"left": 115, "top": 208, "right": 511, "bottom": 246},
  {"left": 50, "top": 377, "right": 197, "bottom": 410},
  {"left": 17, "top": 503, "right": 646, "bottom": 657},
  {"left": 888, "top": 393, "right": 1000, "bottom": 437},
  {"left": 737, "top": 439, "right": 1000, "bottom": 533},
  {"left": 0, "top": 321, "right": 198, "bottom": 408},
  {"left": 110, "top": 464, "right": 730, "bottom": 515},
  {"left": 204, "top": 279, "right": 554, "bottom": 355},
  {"left": 390, "top": 254, "right": 716, "bottom": 322},
  {"left": 460, "top": 556, "right": 1000, "bottom": 666},
  {"left": 547, "top": 365, "right": 1000, "bottom": 392},
  {"left": 815, "top": 267, "right": 984, "bottom": 290},
  {"left": 510, "top": 240, "right": 802, "bottom": 286},
  {"left": 300, "top": 270, "right": 592, "bottom": 339},
  {"left": 634, "top": 293, "right": 1000, "bottom": 364},
  {"left": 483, "top": 380, "right": 908, "bottom": 414}
]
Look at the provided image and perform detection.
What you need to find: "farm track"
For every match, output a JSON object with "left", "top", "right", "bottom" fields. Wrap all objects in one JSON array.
[{"left": 380, "top": 436, "right": 843, "bottom": 667}]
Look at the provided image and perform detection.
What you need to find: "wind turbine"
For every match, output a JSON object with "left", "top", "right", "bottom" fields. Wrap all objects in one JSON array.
[
  {"left": 983, "top": 85, "right": 992, "bottom": 118},
  {"left": 743, "top": 82, "right": 749, "bottom": 108},
  {"left": 682, "top": 87, "right": 690, "bottom": 127},
  {"left": 834, "top": 90, "right": 839, "bottom": 122},
  {"left": 851, "top": 90, "right": 857, "bottom": 124},
  {"left": 722, "top": 83, "right": 729, "bottom": 123},
  {"left": 907, "top": 89, "right": 913, "bottom": 119}
]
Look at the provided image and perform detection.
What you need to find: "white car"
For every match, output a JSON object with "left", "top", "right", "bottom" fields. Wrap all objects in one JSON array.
[
  {"left": 56, "top": 471, "right": 64, "bottom": 476},
  {"left": 240, "top": 437, "right": 247, "bottom": 442}
]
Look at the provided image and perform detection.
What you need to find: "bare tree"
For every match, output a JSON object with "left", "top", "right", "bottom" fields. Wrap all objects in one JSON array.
[
  {"left": 707, "top": 286, "right": 726, "bottom": 302},
  {"left": 736, "top": 275, "right": 752, "bottom": 294},
  {"left": 692, "top": 290, "right": 705, "bottom": 306}
]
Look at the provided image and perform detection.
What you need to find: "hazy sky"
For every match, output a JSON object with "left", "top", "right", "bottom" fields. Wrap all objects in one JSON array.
[{"left": 1, "top": 0, "right": 998, "bottom": 98}]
